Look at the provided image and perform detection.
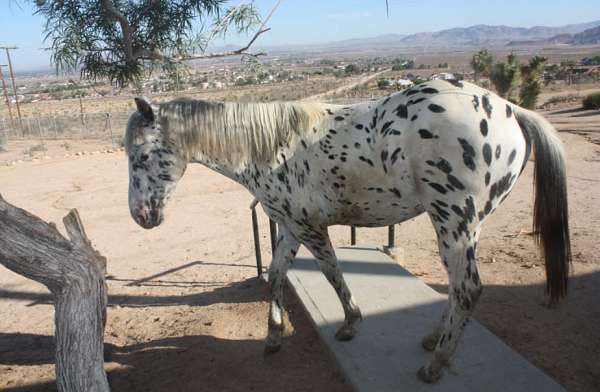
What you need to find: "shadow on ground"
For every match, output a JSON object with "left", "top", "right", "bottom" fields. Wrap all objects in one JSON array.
[{"left": 1, "top": 264, "right": 599, "bottom": 392}]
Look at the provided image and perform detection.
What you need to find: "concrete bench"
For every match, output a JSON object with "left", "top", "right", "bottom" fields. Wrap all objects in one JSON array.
[{"left": 287, "top": 246, "right": 565, "bottom": 392}]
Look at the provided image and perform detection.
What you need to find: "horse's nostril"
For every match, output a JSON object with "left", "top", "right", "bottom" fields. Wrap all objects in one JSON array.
[
  {"left": 149, "top": 209, "right": 160, "bottom": 222},
  {"left": 137, "top": 213, "right": 147, "bottom": 225}
]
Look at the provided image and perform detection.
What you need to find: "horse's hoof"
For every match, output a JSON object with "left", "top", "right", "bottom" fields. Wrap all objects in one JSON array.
[
  {"left": 263, "top": 343, "right": 281, "bottom": 356},
  {"left": 421, "top": 334, "right": 438, "bottom": 352},
  {"left": 335, "top": 325, "right": 357, "bottom": 341},
  {"left": 417, "top": 366, "right": 442, "bottom": 383}
]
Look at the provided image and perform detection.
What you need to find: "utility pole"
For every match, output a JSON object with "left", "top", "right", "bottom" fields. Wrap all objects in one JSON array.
[
  {"left": 0, "top": 64, "right": 14, "bottom": 129},
  {"left": 0, "top": 46, "right": 22, "bottom": 127}
]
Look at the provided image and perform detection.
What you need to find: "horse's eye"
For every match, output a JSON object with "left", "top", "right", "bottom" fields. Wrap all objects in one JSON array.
[{"left": 140, "top": 154, "right": 149, "bottom": 162}]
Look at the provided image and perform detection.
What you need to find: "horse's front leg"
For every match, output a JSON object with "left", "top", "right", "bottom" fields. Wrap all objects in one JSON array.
[
  {"left": 264, "top": 225, "right": 300, "bottom": 354},
  {"left": 301, "top": 231, "right": 362, "bottom": 341}
]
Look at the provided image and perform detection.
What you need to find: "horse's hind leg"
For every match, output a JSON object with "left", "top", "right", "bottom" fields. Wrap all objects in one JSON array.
[
  {"left": 264, "top": 225, "right": 300, "bottom": 354},
  {"left": 301, "top": 231, "right": 362, "bottom": 340},
  {"left": 418, "top": 217, "right": 482, "bottom": 383},
  {"left": 421, "top": 304, "right": 448, "bottom": 351}
]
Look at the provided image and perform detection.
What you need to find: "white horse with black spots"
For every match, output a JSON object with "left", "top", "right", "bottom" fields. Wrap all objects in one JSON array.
[{"left": 124, "top": 79, "right": 570, "bottom": 383}]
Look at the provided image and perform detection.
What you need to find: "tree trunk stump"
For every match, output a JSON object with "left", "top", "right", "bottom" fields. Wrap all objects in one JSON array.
[{"left": 0, "top": 194, "right": 110, "bottom": 392}]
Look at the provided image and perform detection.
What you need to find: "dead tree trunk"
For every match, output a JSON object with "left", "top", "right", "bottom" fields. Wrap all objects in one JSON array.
[{"left": 0, "top": 194, "right": 110, "bottom": 392}]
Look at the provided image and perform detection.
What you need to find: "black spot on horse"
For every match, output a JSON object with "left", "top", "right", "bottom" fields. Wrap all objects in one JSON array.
[
  {"left": 480, "top": 119, "right": 488, "bottom": 136},
  {"left": 390, "top": 147, "right": 402, "bottom": 164},
  {"left": 482, "top": 94, "right": 493, "bottom": 118},
  {"left": 485, "top": 172, "right": 491, "bottom": 186},
  {"left": 495, "top": 145, "right": 501, "bottom": 160},
  {"left": 447, "top": 174, "right": 465, "bottom": 190},
  {"left": 428, "top": 182, "right": 448, "bottom": 194},
  {"left": 334, "top": 116, "right": 345, "bottom": 121},
  {"left": 355, "top": 124, "right": 364, "bottom": 130},
  {"left": 430, "top": 158, "right": 452, "bottom": 173},
  {"left": 395, "top": 104, "right": 408, "bottom": 119},
  {"left": 472, "top": 95, "right": 480, "bottom": 111},
  {"left": 482, "top": 143, "right": 492, "bottom": 166},
  {"left": 506, "top": 104, "right": 513, "bottom": 118},
  {"left": 458, "top": 138, "right": 477, "bottom": 171},
  {"left": 389, "top": 188, "right": 402, "bottom": 198},
  {"left": 508, "top": 149, "right": 517, "bottom": 165},
  {"left": 421, "top": 87, "right": 439, "bottom": 94},
  {"left": 428, "top": 103, "right": 446, "bottom": 113},
  {"left": 410, "top": 114, "right": 418, "bottom": 121},
  {"left": 359, "top": 156, "right": 374, "bottom": 167},
  {"left": 419, "top": 129, "right": 436, "bottom": 139}
]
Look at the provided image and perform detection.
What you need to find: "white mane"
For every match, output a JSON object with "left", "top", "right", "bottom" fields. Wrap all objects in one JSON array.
[{"left": 156, "top": 98, "right": 328, "bottom": 165}]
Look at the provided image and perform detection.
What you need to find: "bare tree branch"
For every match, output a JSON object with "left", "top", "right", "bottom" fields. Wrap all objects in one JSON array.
[
  {"left": 170, "top": 27, "right": 270, "bottom": 61},
  {"left": 99, "top": 0, "right": 134, "bottom": 64}
]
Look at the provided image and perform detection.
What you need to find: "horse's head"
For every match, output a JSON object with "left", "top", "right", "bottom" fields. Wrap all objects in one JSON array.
[{"left": 125, "top": 97, "right": 187, "bottom": 229}]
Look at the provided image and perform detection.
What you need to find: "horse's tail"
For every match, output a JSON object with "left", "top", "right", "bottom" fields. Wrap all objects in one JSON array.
[{"left": 513, "top": 105, "right": 571, "bottom": 303}]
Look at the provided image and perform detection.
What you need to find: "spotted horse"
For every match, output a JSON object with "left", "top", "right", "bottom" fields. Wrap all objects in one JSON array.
[{"left": 124, "top": 79, "right": 571, "bottom": 383}]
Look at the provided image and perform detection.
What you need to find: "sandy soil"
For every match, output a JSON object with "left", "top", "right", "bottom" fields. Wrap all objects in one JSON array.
[{"left": 0, "top": 106, "right": 599, "bottom": 391}]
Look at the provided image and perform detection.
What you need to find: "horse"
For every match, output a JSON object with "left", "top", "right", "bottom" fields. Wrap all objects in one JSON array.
[{"left": 124, "top": 79, "right": 570, "bottom": 383}]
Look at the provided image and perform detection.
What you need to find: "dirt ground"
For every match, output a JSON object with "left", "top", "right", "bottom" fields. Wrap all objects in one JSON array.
[{"left": 0, "top": 103, "right": 599, "bottom": 391}]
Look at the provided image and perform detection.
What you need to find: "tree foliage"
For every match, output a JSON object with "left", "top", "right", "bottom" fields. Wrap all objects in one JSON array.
[
  {"left": 33, "top": 0, "right": 261, "bottom": 85},
  {"left": 490, "top": 53, "right": 521, "bottom": 102},
  {"left": 470, "top": 49, "right": 493, "bottom": 83},
  {"left": 483, "top": 52, "right": 548, "bottom": 108},
  {"left": 519, "top": 56, "right": 547, "bottom": 109}
]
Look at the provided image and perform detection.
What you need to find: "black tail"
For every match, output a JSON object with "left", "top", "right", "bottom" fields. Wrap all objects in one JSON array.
[{"left": 514, "top": 106, "right": 571, "bottom": 303}]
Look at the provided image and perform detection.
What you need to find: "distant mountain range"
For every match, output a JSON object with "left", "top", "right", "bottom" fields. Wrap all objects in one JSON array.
[
  {"left": 237, "top": 19, "right": 600, "bottom": 55},
  {"left": 317, "top": 20, "right": 600, "bottom": 49}
]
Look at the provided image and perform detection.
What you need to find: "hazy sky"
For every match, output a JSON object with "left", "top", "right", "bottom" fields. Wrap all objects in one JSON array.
[{"left": 0, "top": 0, "right": 599, "bottom": 71}]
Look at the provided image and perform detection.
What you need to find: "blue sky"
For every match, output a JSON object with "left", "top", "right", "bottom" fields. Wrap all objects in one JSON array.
[{"left": 0, "top": 0, "right": 598, "bottom": 71}]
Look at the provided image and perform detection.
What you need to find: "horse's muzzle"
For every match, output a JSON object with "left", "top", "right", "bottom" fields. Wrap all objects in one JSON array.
[{"left": 133, "top": 207, "right": 163, "bottom": 229}]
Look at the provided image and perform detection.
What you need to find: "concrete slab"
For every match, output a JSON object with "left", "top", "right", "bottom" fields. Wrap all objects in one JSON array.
[{"left": 287, "top": 246, "right": 565, "bottom": 392}]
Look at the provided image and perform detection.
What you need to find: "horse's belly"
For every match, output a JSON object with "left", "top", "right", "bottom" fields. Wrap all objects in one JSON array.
[{"left": 333, "top": 193, "right": 425, "bottom": 227}]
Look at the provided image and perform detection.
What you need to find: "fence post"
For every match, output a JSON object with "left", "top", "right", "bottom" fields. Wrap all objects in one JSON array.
[
  {"left": 350, "top": 225, "right": 356, "bottom": 245},
  {"left": 36, "top": 117, "right": 45, "bottom": 153},
  {"left": 52, "top": 115, "right": 58, "bottom": 139},
  {"left": 106, "top": 113, "right": 115, "bottom": 150}
]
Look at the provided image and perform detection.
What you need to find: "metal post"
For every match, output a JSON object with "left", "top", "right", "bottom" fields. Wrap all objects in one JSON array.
[
  {"left": 0, "top": 65, "right": 14, "bottom": 129},
  {"left": 269, "top": 219, "right": 277, "bottom": 254},
  {"left": 388, "top": 225, "right": 395, "bottom": 249},
  {"left": 350, "top": 225, "right": 357, "bottom": 245},
  {"left": 251, "top": 205, "right": 263, "bottom": 277}
]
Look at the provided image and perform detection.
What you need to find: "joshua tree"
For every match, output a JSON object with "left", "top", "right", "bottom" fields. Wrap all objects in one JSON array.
[
  {"left": 490, "top": 52, "right": 521, "bottom": 102},
  {"left": 470, "top": 49, "right": 493, "bottom": 83},
  {"left": 519, "top": 56, "right": 547, "bottom": 109}
]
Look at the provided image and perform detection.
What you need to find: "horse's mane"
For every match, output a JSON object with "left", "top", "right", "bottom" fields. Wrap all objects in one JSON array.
[{"left": 153, "top": 98, "right": 328, "bottom": 165}]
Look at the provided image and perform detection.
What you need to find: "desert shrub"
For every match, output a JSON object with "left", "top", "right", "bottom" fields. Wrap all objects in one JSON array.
[{"left": 582, "top": 92, "right": 600, "bottom": 110}]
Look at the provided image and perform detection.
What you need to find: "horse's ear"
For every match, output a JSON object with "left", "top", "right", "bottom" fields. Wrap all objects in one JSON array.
[{"left": 134, "top": 96, "right": 155, "bottom": 122}]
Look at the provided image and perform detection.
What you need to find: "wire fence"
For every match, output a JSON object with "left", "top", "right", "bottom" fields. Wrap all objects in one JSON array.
[
  {"left": 0, "top": 112, "right": 131, "bottom": 149},
  {"left": 0, "top": 97, "right": 380, "bottom": 150}
]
